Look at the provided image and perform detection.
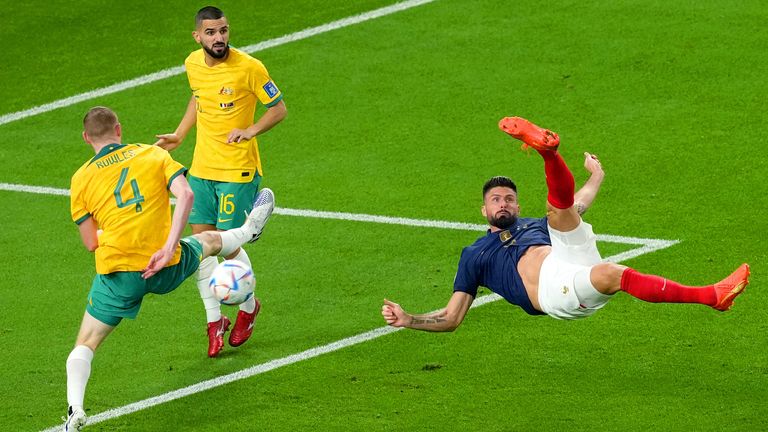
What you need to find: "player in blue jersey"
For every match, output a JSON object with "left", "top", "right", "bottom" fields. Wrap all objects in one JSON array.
[{"left": 382, "top": 117, "right": 750, "bottom": 331}]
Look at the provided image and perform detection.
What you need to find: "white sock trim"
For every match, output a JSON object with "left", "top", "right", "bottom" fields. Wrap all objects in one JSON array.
[
  {"left": 67, "top": 344, "right": 94, "bottom": 363},
  {"left": 219, "top": 228, "right": 250, "bottom": 257}
]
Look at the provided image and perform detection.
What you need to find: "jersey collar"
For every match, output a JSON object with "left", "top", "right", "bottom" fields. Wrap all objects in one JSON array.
[{"left": 89, "top": 143, "right": 128, "bottom": 165}]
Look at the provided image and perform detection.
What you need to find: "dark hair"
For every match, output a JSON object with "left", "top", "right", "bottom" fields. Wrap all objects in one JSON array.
[
  {"left": 482, "top": 176, "right": 517, "bottom": 198},
  {"left": 196, "top": 6, "right": 225, "bottom": 27},
  {"left": 83, "top": 106, "right": 118, "bottom": 138}
]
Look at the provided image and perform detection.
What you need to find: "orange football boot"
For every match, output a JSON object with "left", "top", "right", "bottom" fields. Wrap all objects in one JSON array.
[
  {"left": 498, "top": 116, "right": 560, "bottom": 151},
  {"left": 712, "top": 263, "right": 750, "bottom": 311}
]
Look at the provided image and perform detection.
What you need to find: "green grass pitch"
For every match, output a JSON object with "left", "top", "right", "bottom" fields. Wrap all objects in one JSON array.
[{"left": 1, "top": 0, "right": 766, "bottom": 430}]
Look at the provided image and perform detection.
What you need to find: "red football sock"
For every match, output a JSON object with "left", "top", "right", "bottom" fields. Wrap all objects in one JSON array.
[
  {"left": 538, "top": 150, "right": 574, "bottom": 209},
  {"left": 620, "top": 268, "right": 717, "bottom": 305}
]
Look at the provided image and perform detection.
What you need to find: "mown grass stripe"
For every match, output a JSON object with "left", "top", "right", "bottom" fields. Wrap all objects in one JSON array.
[
  {"left": 0, "top": 0, "right": 437, "bottom": 127},
  {"left": 40, "top": 239, "right": 672, "bottom": 432}
]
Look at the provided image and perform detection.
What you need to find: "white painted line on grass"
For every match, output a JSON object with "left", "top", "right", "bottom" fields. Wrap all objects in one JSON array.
[
  {"left": 0, "top": 183, "right": 70, "bottom": 197},
  {"left": 41, "top": 241, "right": 672, "bottom": 432},
  {"left": 267, "top": 206, "right": 681, "bottom": 251},
  {"left": 0, "top": 182, "right": 679, "bottom": 250},
  {"left": 277, "top": 206, "right": 487, "bottom": 231},
  {"left": 44, "top": 325, "right": 404, "bottom": 432},
  {"left": 9, "top": 180, "right": 677, "bottom": 431},
  {"left": 0, "top": 0, "right": 436, "bottom": 127},
  {"left": 601, "top": 239, "right": 679, "bottom": 263}
]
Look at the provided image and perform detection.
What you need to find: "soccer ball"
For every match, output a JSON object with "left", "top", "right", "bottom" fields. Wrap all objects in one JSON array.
[{"left": 209, "top": 260, "right": 255, "bottom": 305}]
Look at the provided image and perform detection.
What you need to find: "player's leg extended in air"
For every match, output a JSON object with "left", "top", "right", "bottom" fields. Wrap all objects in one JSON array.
[
  {"left": 499, "top": 116, "right": 749, "bottom": 312},
  {"left": 194, "top": 187, "right": 274, "bottom": 357}
]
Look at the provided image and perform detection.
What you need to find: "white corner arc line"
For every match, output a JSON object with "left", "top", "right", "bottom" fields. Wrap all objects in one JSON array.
[{"left": 0, "top": 0, "right": 436, "bottom": 127}]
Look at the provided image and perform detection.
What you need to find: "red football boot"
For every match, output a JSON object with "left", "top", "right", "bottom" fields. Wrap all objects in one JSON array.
[
  {"left": 207, "top": 315, "right": 230, "bottom": 357},
  {"left": 712, "top": 263, "right": 750, "bottom": 311},
  {"left": 229, "top": 299, "right": 261, "bottom": 347},
  {"left": 498, "top": 116, "right": 560, "bottom": 151}
]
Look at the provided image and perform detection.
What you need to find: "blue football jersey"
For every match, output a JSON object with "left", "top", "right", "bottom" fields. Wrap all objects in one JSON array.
[{"left": 453, "top": 217, "right": 551, "bottom": 315}]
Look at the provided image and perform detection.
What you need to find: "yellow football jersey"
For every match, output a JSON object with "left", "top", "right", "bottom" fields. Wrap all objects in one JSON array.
[
  {"left": 185, "top": 47, "right": 283, "bottom": 183},
  {"left": 70, "top": 144, "right": 187, "bottom": 274}
]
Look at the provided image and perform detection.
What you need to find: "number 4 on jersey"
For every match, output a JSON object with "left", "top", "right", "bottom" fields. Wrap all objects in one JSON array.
[{"left": 114, "top": 167, "right": 145, "bottom": 212}]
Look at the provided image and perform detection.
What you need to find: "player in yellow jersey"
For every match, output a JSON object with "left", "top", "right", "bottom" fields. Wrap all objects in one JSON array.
[
  {"left": 155, "top": 6, "right": 287, "bottom": 357},
  {"left": 63, "top": 107, "right": 275, "bottom": 432}
]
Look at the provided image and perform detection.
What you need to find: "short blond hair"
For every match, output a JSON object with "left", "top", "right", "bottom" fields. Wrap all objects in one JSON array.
[{"left": 83, "top": 106, "right": 118, "bottom": 139}]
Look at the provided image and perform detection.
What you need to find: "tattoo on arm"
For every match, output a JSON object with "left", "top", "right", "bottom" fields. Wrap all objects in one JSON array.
[
  {"left": 411, "top": 316, "right": 447, "bottom": 325},
  {"left": 409, "top": 310, "right": 450, "bottom": 329}
]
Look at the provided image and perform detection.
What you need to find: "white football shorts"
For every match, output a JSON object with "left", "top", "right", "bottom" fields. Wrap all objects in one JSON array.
[{"left": 537, "top": 220, "right": 612, "bottom": 320}]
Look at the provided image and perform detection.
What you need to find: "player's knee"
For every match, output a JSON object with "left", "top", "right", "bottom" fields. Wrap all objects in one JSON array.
[
  {"left": 77, "top": 340, "right": 100, "bottom": 352},
  {"left": 546, "top": 205, "right": 581, "bottom": 232},
  {"left": 194, "top": 231, "right": 222, "bottom": 257},
  {"left": 589, "top": 263, "right": 625, "bottom": 294},
  {"left": 75, "top": 330, "right": 105, "bottom": 352}
]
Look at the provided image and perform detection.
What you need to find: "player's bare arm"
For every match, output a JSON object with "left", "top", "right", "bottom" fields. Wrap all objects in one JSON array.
[
  {"left": 155, "top": 95, "right": 198, "bottom": 150},
  {"left": 77, "top": 217, "right": 99, "bottom": 252},
  {"left": 382, "top": 292, "right": 474, "bottom": 332},
  {"left": 141, "top": 175, "right": 194, "bottom": 279},
  {"left": 227, "top": 100, "right": 287, "bottom": 143},
  {"left": 574, "top": 152, "right": 605, "bottom": 215}
]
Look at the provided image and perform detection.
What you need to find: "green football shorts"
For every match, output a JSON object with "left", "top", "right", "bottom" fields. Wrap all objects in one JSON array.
[
  {"left": 85, "top": 237, "right": 204, "bottom": 326},
  {"left": 188, "top": 174, "right": 261, "bottom": 230}
]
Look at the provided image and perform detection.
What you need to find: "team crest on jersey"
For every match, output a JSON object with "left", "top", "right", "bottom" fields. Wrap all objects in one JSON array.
[
  {"left": 220, "top": 102, "right": 235, "bottom": 111},
  {"left": 219, "top": 86, "right": 234, "bottom": 95},
  {"left": 499, "top": 230, "right": 512, "bottom": 242},
  {"left": 263, "top": 81, "right": 279, "bottom": 98}
]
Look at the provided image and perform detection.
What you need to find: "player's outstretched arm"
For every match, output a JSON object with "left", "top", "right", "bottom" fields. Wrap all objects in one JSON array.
[
  {"left": 382, "top": 292, "right": 474, "bottom": 332},
  {"left": 141, "top": 175, "right": 194, "bottom": 279},
  {"left": 573, "top": 152, "right": 605, "bottom": 215},
  {"left": 155, "top": 95, "right": 197, "bottom": 151}
]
